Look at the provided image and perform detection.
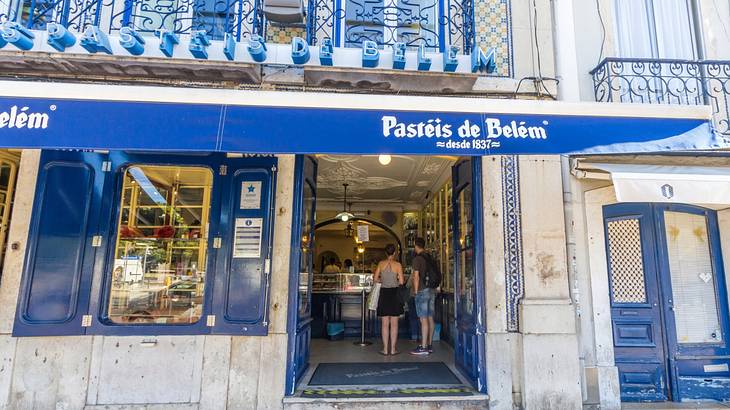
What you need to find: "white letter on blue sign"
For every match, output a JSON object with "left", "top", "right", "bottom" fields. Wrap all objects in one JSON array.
[
  {"left": 291, "top": 37, "right": 310, "bottom": 64},
  {"left": 47, "top": 23, "right": 76, "bottom": 52},
  {"left": 362, "top": 40, "right": 379, "bottom": 68},
  {"left": 80, "top": 25, "right": 112, "bottom": 54},
  {"left": 382, "top": 116, "right": 397, "bottom": 137},
  {"left": 471, "top": 46, "right": 496, "bottom": 73},
  {"left": 158, "top": 30, "right": 179, "bottom": 57},
  {"left": 319, "top": 38, "right": 333, "bottom": 66},
  {"left": 247, "top": 34, "right": 267, "bottom": 62},
  {"left": 189, "top": 30, "right": 211, "bottom": 59},
  {"left": 119, "top": 27, "right": 145, "bottom": 55},
  {"left": 0, "top": 22, "right": 35, "bottom": 51},
  {"left": 417, "top": 44, "right": 431, "bottom": 71},
  {"left": 392, "top": 43, "right": 406, "bottom": 70},
  {"left": 443, "top": 45, "right": 458, "bottom": 72}
]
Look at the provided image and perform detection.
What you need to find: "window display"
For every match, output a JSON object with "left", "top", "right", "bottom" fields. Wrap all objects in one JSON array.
[{"left": 108, "top": 165, "right": 213, "bottom": 324}]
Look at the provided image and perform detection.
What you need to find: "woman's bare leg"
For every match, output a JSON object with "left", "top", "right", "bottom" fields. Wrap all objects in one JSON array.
[
  {"left": 380, "top": 317, "right": 390, "bottom": 354},
  {"left": 389, "top": 317, "right": 399, "bottom": 354}
]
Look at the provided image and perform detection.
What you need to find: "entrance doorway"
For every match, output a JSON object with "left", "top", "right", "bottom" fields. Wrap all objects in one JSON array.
[
  {"left": 286, "top": 154, "right": 486, "bottom": 397},
  {"left": 604, "top": 203, "right": 730, "bottom": 402}
]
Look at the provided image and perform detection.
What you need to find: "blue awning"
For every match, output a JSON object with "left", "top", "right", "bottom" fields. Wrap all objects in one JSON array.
[{"left": 0, "top": 81, "right": 725, "bottom": 156}]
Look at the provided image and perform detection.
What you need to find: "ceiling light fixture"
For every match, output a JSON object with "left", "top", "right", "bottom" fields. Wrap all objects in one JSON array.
[
  {"left": 378, "top": 154, "right": 392, "bottom": 165},
  {"left": 335, "top": 183, "right": 355, "bottom": 222}
]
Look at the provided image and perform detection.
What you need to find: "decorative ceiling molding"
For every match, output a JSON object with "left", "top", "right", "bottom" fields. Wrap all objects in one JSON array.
[{"left": 316, "top": 155, "right": 454, "bottom": 204}]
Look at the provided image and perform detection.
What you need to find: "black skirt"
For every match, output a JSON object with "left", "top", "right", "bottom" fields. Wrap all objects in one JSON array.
[{"left": 377, "top": 287, "right": 404, "bottom": 317}]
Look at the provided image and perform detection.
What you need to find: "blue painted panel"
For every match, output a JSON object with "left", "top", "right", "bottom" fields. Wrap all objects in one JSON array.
[
  {"left": 23, "top": 162, "right": 93, "bottom": 322},
  {"left": 618, "top": 363, "right": 667, "bottom": 402},
  {"left": 14, "top": 150, "right": 105, "bottom": 336},
  {"left": 211, "top": 159, "right": 277, "bottom": 335},
  {"left": 222, "top": 169, "right": 272, "bottom": 327},
  {"left": 678, "top": 377, "right": 730, "bottom": 400},
  {"left": 614, "top": 320, "right": 657, "bottom": 347}
]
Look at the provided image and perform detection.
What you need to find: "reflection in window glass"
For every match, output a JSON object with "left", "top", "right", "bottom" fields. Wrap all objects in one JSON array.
[
  {"left": 109, "top": 165, "right": 213, "bottom": 325},
  {"left": 458, "top": 187, "right": 473, "bottom": 316},
  {"left": 299, "top": 182, "right": 315, "bottom": 317},
  {"left": 664, "top": 211, "right": 722, "bottom": 344}
]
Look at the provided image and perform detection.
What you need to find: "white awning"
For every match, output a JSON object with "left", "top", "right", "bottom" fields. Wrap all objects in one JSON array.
[{"left": 581, "top": 163, "right": 730, "bottom": 206}]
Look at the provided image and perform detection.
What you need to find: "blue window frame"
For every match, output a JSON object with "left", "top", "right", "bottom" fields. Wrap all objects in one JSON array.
[{"left": 14, "top": 150, "right": 277, "bottom": 337}]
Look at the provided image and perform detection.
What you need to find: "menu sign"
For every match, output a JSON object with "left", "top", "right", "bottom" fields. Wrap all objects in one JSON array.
[{"left": 233, "top": 218, "right": 263, "bottom": 258}]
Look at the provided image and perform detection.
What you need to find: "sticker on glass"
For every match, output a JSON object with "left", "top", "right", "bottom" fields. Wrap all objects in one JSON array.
[
  {"left": 233, "top": 218, "right": 263, "bottom": 258},
  {"left": 240, "top": 181, "right": 262, "bottom": 209},
  {"left": 699, "top": 272, "right": 712, "bottom": 283}
]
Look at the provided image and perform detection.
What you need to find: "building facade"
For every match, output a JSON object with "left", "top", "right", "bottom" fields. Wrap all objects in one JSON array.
[
  {"left": 555, "top": 0, "right": 730, "bottom": 407},
  {"left": 0, "top": 0, "right": 727, "bottom": 409}
]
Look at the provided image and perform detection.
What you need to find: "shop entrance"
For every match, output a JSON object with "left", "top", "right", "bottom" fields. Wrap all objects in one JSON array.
[
  {"left": 604, "top": 203, "right": 730, "bottom": 402},
  {"left": 285, "top": 155, "right": 486, "bottom": 397}
]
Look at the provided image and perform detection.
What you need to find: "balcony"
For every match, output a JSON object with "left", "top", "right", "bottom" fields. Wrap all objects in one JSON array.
[
  {"left": 591, "top": 58, "right": 730, "bottom": 136},
  {"left": 0, "top": 0, "right": 473, "bottom": 50},
  {"left": 0, "top": 0, "right": 478, "bottom": 89}
]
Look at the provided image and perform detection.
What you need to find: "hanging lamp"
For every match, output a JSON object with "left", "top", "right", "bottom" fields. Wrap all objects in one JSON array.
[{"left": 336, "top": 183, "right": 355, "bottom": 222}]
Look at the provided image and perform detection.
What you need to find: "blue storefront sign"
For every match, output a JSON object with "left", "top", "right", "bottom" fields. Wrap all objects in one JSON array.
[{"left": 0, "top": 96, "right": 725, "bottom": 155}]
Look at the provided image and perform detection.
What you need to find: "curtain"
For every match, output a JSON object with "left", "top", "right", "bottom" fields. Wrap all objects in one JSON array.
[
  {"left": 653, "top": 0, "right": 696, "bottom": 59},
  {"left": 614, "top": 0, "right": 696, "bottom": 59},
  {"left": 614, "top": 0, "right": 655, "bottom": 58}
]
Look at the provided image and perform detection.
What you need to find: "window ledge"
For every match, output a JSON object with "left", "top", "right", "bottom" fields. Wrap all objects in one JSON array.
[{"left": 0, "top": 50, "right": 262, "bottom": 85}]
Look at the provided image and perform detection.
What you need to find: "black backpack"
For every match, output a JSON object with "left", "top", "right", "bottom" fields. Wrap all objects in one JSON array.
[{"left": 419, "top": 253, "right": 442, "bottom": 289}]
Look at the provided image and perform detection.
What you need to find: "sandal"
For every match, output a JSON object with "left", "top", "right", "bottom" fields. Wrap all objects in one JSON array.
[
  {"left": 391, "top": 350, "right": 401, "bottom": 356},
  {"left": 379, "top": 350, "right": 389, "bottom": 356}
]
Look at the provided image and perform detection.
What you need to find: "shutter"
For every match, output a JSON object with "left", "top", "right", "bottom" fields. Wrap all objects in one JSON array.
[
  {"left": 13, "top": 150, "right": 106, "bottom": 336},
  {"left": 211, "top": 160, "right": 277, "bottom": 335}
]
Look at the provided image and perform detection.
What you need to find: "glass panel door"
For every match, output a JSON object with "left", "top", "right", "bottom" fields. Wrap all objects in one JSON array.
[
  {"left": 285, "top": 155, "right": 318, "bottom": 395},
  {"left": 452, "top": 158, "right": 485, "bottom": 392},
  {"left": 655, "top": 205, "right": 730, "bottom": 401}
]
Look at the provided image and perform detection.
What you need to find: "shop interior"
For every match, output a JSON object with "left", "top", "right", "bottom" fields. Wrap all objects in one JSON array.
[{"left": 297, "top": 154, "right": 474, "bottom": 391}]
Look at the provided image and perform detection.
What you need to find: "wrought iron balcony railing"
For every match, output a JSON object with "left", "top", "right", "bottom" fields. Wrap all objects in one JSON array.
[
  {"left": 591, "top": 58, "right": 730, "bottom": 136},
  {"left": 0, "top": 0, "right": 474, "bottom": 52}
]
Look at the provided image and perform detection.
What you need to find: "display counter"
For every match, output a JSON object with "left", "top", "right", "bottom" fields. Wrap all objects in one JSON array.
[
  {"left": 310, "top": 272, "right": 418, "bottom": 339},
  {"left": 312, "top": 272, "right": 373, "bottom": 294}
]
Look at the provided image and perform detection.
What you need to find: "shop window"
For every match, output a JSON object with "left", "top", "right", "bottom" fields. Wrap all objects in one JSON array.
[
  {"left": 109, "top": 165, "right": 212, "bottom": 325},
  {"left": 15, "top": 150, "right": 276, "bottom": 337}
]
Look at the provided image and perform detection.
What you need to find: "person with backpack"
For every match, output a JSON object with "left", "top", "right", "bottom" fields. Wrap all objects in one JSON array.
[{"left": 409, "top": 237, "right": 441, "bottom": 355}]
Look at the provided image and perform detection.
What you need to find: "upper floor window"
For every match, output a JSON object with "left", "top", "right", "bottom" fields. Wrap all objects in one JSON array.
[
  {"left": 343, "top": 0, "right": 438, "bottom": 50},
  {"left": 614, "top": 0, "right": 698, "bottom": 60}
]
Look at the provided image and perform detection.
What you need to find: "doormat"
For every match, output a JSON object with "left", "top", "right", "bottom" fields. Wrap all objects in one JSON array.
[
  {"left": 300, "top": 386, "right": 474, "bottom": 399},
  {"left": 308, "top": 362, "right": 461, "bottom": 386}
]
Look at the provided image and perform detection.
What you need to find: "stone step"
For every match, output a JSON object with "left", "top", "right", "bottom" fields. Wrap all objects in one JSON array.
[{"left": 283, "top": 393, "right": 490, "bottom": 409}]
